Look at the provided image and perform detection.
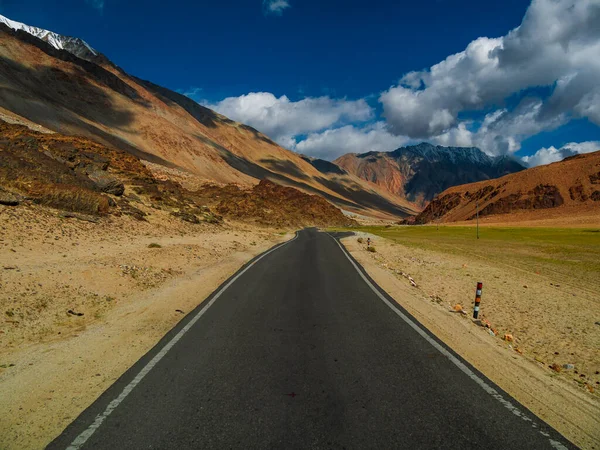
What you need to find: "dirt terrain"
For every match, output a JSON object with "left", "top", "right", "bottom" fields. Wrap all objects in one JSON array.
[
  {"left": 339, "top": 229, "right": 600, "bottom": 449},
  {"left": 412, "top": 150, "right": 600, "bottom": 225},
  {"left": 0, "top": 200, "right": 293, "bottom": 449}
]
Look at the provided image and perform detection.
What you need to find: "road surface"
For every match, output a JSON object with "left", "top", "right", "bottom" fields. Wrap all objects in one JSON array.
[{"left": 48, "top": 228, "right": 573, "bottom": 449}]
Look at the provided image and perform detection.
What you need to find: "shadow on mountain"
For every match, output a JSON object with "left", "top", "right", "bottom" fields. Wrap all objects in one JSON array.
[
  {"left": 314, "top": 176, "right": 413, "bottom": 217},
  {"left": 218, "top": 148, "right": 411, "bottom": 217},
  {"left": 0, "top": 55, "right": 181, "bottom": 169},
  {"left": 133, "top": 77, "right": 236, "bottom": 129},
  {"left": 1, "top": 24, "right": 143, "bottom": 104},
  {"left": 0, "top": 56, "right": 135, "bottom": 130},
  {"left": 239, "top": 124, "right": 277, "bottom": 146},
  {"left": 259, "top": 158, "right": 310, "bottom": 181},
  {"left": 300, "top": 156, "right": 347, "bottom": 175}
]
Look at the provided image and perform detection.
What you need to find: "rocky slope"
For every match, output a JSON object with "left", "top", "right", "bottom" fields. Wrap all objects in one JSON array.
[
  {"left": 0, "top": 120, "right": 354, "bottom": 227},
  {"left": 0, "top": 15, "right": 416, "bottom": 219},
  {"left": 411, "top": 150, "right": 600, "bottom": 224},
  {"left": 334, "top": 143, "right": 525, "bottom": 207}
]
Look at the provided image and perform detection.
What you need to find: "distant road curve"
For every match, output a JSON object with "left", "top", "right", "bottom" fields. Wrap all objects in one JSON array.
[{"left": 48, "top": 228, "right": 574, "bottom": 449}]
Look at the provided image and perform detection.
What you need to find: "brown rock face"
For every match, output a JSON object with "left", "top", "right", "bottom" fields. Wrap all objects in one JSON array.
[
  {"left": 213, "top": 180, "right": 357, "bottom": 228},
  {"left": 0, "top": 120, "right": 355, "bottom": 227},
  {"left": 411, "top": 150, "right": 600, "bottom": 224}
]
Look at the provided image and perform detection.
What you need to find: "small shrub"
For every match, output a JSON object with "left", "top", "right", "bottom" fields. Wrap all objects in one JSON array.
[
  {"left": 357, "top": 237, "right": 364, "bottom": 244},
  {"left": 367, "top": 246, "right": 376, "bottom": 253},
  {"left": 29, "top": 183, "right": 110, "bottom": 215},
  {"left": 148, "top": 243, "right": 162, "bottom": 248}
]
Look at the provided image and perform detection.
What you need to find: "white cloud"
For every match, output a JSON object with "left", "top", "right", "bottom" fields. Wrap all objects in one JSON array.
[
  {"left": 522, "top": 141, "right": 600, "bottom": 167},
  {"left": 380, "top": 0, "right": 600, "bottom": 155},
  {"left": 433, "top": 98, "right": 568, "bottom": 155},
  {"left": 200, "top": 0, "right": 599, "bottom": 162},
  {"left": 207, "top": 92, "right": 373, "bottom": 148},
  {"left": 263, "top": 0, "right": 290, "bottom": 16},
  {"left": 293, "top": 122, "right": 410, "bottom": 160},
  {"left": 85, "top": 0, "right": 104, "bottom": 11}
]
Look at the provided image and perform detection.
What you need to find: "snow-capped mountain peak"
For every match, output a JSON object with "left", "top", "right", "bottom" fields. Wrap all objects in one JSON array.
[{"left": 0, "top": 14, "right": 100, "bottom": 62}]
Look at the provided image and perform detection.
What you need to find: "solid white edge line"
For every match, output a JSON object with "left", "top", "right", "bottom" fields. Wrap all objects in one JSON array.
[
  {"left": 326, "top": 233, "right": 568, "bottom": 450},
  {"left": 65, "top": 232, "right": 299, "bottom": 450}
]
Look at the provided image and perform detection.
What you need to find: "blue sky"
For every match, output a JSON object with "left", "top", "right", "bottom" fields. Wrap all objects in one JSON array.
[{"left": 1, "top": 0, "right": 599, "bottom": 165}]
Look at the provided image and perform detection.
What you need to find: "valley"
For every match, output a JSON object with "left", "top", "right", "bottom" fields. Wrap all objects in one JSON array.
[{"left": 0, "top": 6, "right": 599, "bottom": 450}]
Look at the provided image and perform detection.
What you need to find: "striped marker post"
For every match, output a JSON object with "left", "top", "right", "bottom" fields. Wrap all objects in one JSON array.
[{"left": 473, "top": 282, "right": 483, "bottom": 319}]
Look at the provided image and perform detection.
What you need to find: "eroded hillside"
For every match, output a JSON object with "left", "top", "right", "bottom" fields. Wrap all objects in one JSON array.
[
  {"left": 411, "top": 151, "right": 600, "bottom": 225},
  {"left": 0, "top": 120, "right": 355, "bottom": 227}
]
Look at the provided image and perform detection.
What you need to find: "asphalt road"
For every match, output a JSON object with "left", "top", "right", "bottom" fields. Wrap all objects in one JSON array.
[{"left": 48, "top": 228, "right": 574, "bottom": 449}]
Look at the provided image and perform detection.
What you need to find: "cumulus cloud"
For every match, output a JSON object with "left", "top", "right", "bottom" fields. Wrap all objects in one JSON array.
[
  {"left": 293, "top": 122, "right": 410, "bottom": 160},
  {"left": 380, "top": 0, "right": 600, "bottom": 154},
  {"left": 522, "top": 141, "right": 600, "bottom": 167},
  {"left": 433, "top": 98, "right": 568, "bottom": 155},
  {"left": 263, "top": 0, "right": 290, "bottom": 16},
  {"left": 208, "top": 92, "right": 373, "bottom": 148}
]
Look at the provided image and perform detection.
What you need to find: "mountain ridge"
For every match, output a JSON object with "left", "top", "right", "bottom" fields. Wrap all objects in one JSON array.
[
  {"left": 0, "top": 14, "right": 107, "bottom": 64},
  {"left": 0, "top": 13, "right": 417, "bottom": 219},
  {"left": 334, "top": 143, "right": 525, "bottom": 207}
]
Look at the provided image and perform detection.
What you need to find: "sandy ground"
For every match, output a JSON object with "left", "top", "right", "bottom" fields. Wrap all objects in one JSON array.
[
  {"left": 341, "top": 233, "right": 600, "bottom": 449},
  {"left": 0, "top": 203, "right": 292, "bottom": 449}
]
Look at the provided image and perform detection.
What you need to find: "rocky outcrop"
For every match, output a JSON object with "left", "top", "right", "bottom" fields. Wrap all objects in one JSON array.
[
  {"left": 0, "top": 187, "right": 20, "bottom": 205},
  {"left": 414, "top": 193, "right": 462, "bottom": 225},
  {"left": 471, "top": 185, "right": 564, "bottom": 219},
  {"left": 87, "top": 169, "right": 125, "bottom": 196},
  {"left": 212, "top": 180, "right": 356, "bottom": 227}
]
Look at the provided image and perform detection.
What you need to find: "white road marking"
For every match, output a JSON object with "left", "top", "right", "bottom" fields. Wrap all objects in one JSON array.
[
  {"left": 66, "top": 233, "right": 298, "bottom": 450},
  {"left": 327, "top": 233, "right": 569, "bottom": 450}
]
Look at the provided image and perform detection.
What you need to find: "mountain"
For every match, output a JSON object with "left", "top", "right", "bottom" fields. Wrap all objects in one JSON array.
[
  {"left": 411, "top": 150, "right": 600, "bottom": 225},
  {"left": 0, "top": 14, "right": 417, "bottom": 219},
  {"left": 0, "top": 14, "right": 107, "bottom": 64},
  {"left": 334, "top": 143, "right": 525, "bottom": 208}
]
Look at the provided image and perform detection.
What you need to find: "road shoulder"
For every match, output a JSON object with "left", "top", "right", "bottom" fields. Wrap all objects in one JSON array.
[
  {"left": 0, "top": 208, "right": 293, "bottom": 449},
  {"left": 339, "top": 234, "right": 600, "bottom": 449}
]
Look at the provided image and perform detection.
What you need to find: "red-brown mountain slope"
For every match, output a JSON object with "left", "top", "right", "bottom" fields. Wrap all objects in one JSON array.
[{"left": 412, "top": 151, "right": 600, "bottom": 225}]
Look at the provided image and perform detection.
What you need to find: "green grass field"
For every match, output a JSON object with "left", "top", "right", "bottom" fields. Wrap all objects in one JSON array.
[{"left": 331, "top": 225, "right": 600, "bottom": 293}]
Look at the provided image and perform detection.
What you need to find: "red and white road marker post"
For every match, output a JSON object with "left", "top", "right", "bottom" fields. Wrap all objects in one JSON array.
[{"left": 473, "top": 282, "right": 483, "bottom": 319}]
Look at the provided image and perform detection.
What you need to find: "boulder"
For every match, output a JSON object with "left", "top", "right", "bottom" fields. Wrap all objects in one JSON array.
[
  {"left": 171, "top": 211, "right": 200, "bottom": 224},
  {"left": 0, "top": 189, "right": 21, "bottom": 206},
  {"left": 87, "top": 169, "right": 125, "bottom": 196}
]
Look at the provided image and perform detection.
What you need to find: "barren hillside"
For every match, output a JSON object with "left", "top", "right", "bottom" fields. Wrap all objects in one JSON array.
[
  {"left": 0, "top": 120, "right": 355, "bottom": 227},
  {"left": 412, "top": 150, "right": 600, "bottom": 225},
  {"left": 0, "top": 20, "right": 415, "bottom": 219}
]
